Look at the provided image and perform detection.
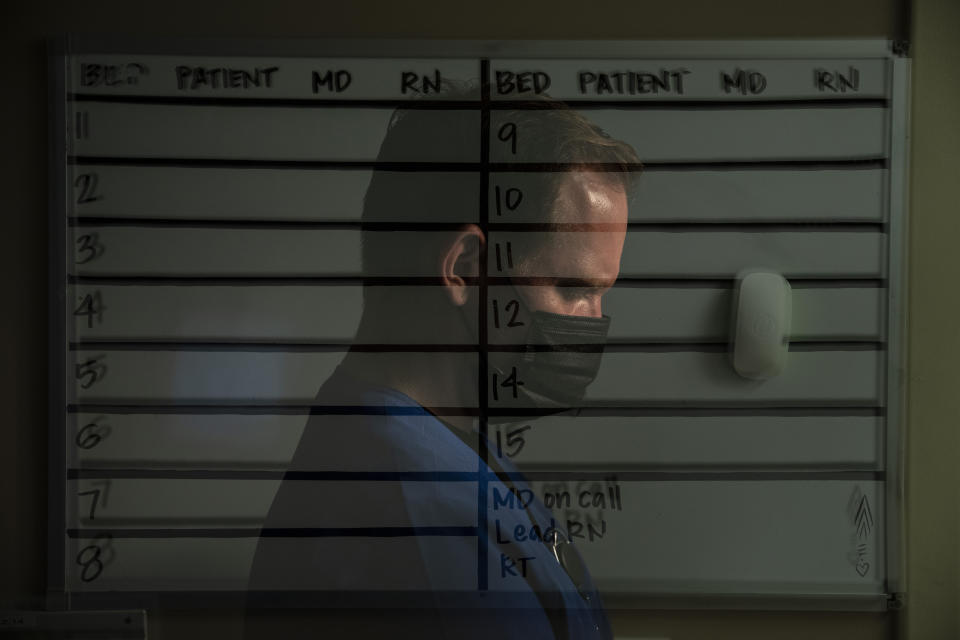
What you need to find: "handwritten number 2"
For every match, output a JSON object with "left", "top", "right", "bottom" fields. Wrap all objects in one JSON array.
[
  {"left": 74, "top": 173, "right": 102, "bottom": 204},
  {"left": 492, "top": 299, "right": 524, "bottom": 329}
]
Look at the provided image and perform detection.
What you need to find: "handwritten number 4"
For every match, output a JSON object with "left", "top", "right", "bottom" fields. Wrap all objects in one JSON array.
[
  {"left": 492, "top": 367, "right": 524, "bottom": 401},
  {"left": 74, "top": 291, "right": 105, "bottom": 328}
]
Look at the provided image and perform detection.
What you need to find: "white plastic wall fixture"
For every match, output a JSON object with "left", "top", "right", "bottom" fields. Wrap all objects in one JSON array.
[{"left": 729, "top": 269, "right": 792, "bottom": 380}]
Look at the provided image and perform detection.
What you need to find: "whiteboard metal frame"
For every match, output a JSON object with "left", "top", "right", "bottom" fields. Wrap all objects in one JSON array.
[
  {"left": 884, "top": 54, "right": 911, "bottom": 602},
  {"left": 47, "top": 37, "right": 69, "bottom": 612},
  {"left": 48, "top": 36, "right": 909, "bottom": 613},
  {"left": 62, "top": 35, "right": 893, "bottom": 59}
]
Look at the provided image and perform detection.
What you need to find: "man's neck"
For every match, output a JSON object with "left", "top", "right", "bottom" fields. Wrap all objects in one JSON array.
[{"left": 342, "top": 308, "right": 478, "bottom": 430}]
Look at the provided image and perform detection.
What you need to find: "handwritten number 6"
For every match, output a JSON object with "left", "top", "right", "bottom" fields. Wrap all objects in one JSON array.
[{"left": 76, "top": 420, "right": 111, "bottom": 449}]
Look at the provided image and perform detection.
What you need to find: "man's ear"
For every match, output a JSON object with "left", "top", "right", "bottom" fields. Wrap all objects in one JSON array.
[{"left": 440, "top": 224, "right": 484, "bottom": 306}]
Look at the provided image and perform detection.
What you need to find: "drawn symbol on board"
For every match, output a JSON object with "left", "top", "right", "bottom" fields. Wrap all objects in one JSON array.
[
  {"left": 854, "top": 495, "right": 874, "bottom": 540},
  {"left": 856, "top": 559, "right": 870, "bottom": 577}
]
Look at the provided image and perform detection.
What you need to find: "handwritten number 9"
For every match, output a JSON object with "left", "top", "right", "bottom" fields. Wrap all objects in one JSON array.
[{"left": 498, "top": 122, "right": 517, "bottom": 155}]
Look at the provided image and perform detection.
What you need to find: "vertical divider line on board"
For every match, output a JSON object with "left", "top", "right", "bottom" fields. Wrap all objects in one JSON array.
[
  {"left": 48, "top": 39, "right": 70, "bottom": 609},
  {"left": 477, "top": 58, "right": 491, "bottom": 592}
]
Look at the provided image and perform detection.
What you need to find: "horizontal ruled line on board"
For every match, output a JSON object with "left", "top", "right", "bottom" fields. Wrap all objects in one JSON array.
[
  {"left": 67, "top": 404, "right": 885, "bottom": 417},
  {"left": 69, "top": 93, "right": 888, "bottom": 110},
  {"left": 66, "top": 468, "right": 885, "bottom": 482},
  {"left": 68, "top": 341, "right": 885, "bottom": 352},
  {"left": 69, "top": 217, "right": 888, "bottom": 233},
  {"left": 66, "top": 526, "right": 478, "bottom": 539},
  {"left": 70, "top": 94, "right": 483, "bottom": 109},
  {"left": 68, "top": 156, "right": 887, "bottom": 171},
  {"left": 68, "top": 469, "right": 479, "bottom": 481},
  {"left": 66, "top": 589, "right": 560, "bottom": 610},
  {"left": 67, "top": 276, "right": 888, "bottom": 287}
]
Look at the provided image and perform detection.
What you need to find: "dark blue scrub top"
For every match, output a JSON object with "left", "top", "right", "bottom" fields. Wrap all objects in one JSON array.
[{"left": 245, "top": 368, "right": 612, "bottom": 640}]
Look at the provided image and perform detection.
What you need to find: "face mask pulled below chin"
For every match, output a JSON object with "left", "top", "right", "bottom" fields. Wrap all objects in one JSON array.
[{"left": 485, "top": 301, "right": 611, "bottom": 418}]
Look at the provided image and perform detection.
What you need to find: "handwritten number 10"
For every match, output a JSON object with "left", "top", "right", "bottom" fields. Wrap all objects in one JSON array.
[{"left": 495, "top": 186, "right": 523, "bottom": 216}]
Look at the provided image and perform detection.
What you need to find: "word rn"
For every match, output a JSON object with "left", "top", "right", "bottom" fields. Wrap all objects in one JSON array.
[
  {"left": 815, "top": 66, "right": 860, "bottom": 93},
  {"left": 175, "top": 66, "right": 279, "bottom": 90},
  {"left": 496, "top": 517, "right": 608, "bottom": 545}
]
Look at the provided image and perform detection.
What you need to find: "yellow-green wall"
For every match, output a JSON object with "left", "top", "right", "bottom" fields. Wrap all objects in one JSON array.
[
  {"left": 903, "top": 0, "right": 960, "bottom": 638},
  {"left": 3, "top": 0, "right": 956, "bottom": 638}
]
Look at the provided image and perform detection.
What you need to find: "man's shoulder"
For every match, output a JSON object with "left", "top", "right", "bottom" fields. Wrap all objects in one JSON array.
[{"left": 288, "top": 370, "right": 479, "bottom": 474}]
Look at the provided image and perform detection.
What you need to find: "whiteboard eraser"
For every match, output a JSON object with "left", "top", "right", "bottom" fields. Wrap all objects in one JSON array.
[{"left": 730, "top": 270, "right": 791, "bottom": 380}]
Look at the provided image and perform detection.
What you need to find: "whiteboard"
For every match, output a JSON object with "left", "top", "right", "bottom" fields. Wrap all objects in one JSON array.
[{"left": 49, "top": 37, "right": 908, "bottom": 612}]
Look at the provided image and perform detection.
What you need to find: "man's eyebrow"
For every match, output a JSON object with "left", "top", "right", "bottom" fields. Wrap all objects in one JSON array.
[{"left": 553, "top": 277, "right": 614, "bottom": 290}]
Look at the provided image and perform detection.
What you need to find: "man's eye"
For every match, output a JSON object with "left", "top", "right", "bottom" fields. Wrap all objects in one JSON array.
[{"left": 560, "top": 287, "right": 588, "bottom": 300}]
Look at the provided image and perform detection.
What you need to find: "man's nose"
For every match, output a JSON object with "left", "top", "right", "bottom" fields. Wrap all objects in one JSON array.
[{"left": 584, "top": 297, "right": 603, "bottom": 319}]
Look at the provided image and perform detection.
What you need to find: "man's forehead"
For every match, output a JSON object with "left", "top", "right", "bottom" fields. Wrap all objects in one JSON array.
[{"left": 553, "top": 170, "right": 629, "bottom": 225}]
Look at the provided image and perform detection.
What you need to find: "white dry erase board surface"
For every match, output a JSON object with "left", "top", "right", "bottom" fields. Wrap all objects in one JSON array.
[{"left": 49, "top": 37, "right": 908, "bottom": 612}]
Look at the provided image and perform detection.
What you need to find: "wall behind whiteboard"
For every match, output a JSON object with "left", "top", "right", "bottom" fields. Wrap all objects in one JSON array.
[{"left": 7, "top": 1, "right": 954, "bottom": 640}]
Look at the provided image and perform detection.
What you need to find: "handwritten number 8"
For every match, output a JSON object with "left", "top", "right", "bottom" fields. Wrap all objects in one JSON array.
[
  {"left": 76, "top": 533, "right": 112, "bottom": 582},
  {"left": 498, "top": 122, "right": 517, "bottom": 155}
]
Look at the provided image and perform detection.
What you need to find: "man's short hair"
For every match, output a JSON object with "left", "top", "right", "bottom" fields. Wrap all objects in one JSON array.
[{"left": 360, "top": 87, "right": 641, "bottom": 281}]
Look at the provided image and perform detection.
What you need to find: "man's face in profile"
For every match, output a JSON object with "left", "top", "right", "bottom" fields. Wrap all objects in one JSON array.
[{"left": 517, "top": 170, "right": 629, "bottom": 318}]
